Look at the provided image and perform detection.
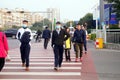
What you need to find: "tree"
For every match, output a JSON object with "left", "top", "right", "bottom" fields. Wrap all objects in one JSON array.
[
  {"left": 79, "top": 13, "right": 94, "bottom": 29},
  {"left": 32, "top": 18, "right": 52, "bottom": 30},
  {"left": 106, "top": 0, "right": 120, "bottom": 20},
  {"left": 66, "top": 21, "right": 76, "bottom": 27}
]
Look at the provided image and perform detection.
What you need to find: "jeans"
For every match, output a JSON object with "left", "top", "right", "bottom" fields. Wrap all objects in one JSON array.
[
  {"left": 53, "top": 45, "right": 64, "bottom": 67},
  {"left": 20, "top": 44, "right": 30, "bottom": 67},
  {"left": 84, "top": 41, "right": 87, "bottom": 51}
]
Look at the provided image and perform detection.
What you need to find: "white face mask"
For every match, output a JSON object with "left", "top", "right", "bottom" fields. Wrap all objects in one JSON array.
[
  {"left": 56, "top": 25, "right": 61, "bottom": 30},
  {"left": 22, "top": 24, "right": 27, "bottom": 28}
]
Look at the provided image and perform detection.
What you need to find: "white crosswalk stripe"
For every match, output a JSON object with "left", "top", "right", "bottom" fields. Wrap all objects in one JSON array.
[{"left": 1, "top": 49, "right": 82, "bottom": 79}]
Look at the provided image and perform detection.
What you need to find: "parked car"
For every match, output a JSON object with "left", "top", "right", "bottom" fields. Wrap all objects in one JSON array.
[{"left": 4, "top": 28, "right": 18, "bottom": 39}]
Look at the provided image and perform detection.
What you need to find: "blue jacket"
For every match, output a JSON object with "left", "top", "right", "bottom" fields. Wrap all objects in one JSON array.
[
  {"left": 73, "top": 29, "right": 86, "bottom": 43},
  {"left": 42, "top": 29, "right": 51, "bottom": 39}
]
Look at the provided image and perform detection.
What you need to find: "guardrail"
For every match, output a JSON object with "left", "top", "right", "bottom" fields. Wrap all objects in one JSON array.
[{"left": 106, "top": 29, "right": 120, "bottom": 44}]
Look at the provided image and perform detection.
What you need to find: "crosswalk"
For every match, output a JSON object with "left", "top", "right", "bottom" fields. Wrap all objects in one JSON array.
[{"left": 0, "top": 43, "right": 82, "bottom": 80}]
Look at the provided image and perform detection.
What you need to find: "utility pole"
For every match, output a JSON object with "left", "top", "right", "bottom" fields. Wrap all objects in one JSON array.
[{"left": 100, "top": 0, "right": 105, "bottom": 26}]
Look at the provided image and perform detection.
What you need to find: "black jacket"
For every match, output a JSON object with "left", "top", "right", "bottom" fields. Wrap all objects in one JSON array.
[
  {"left": 42, "top": 29, "right": 51, "bottom": 39},
  {"left": 51, "top": 29, "right": 69, "bottom": 46},
  {"left": 72, "top": 29, "right": 86, "bottom": 43}
]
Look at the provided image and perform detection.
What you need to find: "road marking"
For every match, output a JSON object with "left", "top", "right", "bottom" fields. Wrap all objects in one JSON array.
[
  {"left": 10, "top": 57, "right": 77, "bottom": 59},
  {"left": 0, "top": 79, "right": 82, "bottom": 80},
  {"left": 3, "top": 67, "right": 81, "bottom": 69},
  {"left": 0, "top": 72, "right": 81, "bottom": 76},
  {"left": 5, "top": 62, "right": 82, "bottom": 65}
]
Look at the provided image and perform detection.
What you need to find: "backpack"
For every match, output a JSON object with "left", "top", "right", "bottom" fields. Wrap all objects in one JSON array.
[
  {"left": 20, "top": 31, "right": 31, "bottom": 44},
  {"left": 75, "top": 30, "right": 84, "bottom": 43}
]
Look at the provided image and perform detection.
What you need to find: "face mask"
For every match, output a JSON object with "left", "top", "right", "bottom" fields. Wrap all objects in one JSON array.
[
  {"left": 56, "top": 25, "right": 61, "bottom": 30},
  {"left": 22, "top": 24, "right": 27, "bottom": 28}
]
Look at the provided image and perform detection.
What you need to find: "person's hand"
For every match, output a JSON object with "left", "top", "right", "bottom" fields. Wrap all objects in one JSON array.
[
  {"left": 6, "top": 51, "right": 8, "bottom": 54},
  {"left": 72, "top": 42, "right": 75, "bottom": 45}
]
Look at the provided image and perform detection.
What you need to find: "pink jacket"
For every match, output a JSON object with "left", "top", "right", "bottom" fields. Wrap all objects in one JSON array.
[{"left": 0, "top": 32, "right": 9, "bottom": 58}]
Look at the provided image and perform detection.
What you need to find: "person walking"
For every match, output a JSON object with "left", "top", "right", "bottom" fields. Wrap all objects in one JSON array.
[
  {"left": 72, "top": 23, "right": 86, "bottom": 62},
  {"left": 0, "top": 27, "right": 9, "bottom": 72},
  {"left": 35, "top": 29, "right": 42, "bottom": 42},
  {"left": 16, "top": 20, "right": 32, "bottom": 71},
  {"left": 82, "top": 25, "right": 88, "bottom": 54},
  {"left": 51, "top": 21, "right": 69, "bottom": 71},
  {"left": 64, "top": 27, "right": 71, "bottom": 62},
  {"left": 42, "top": 27, "right": 51, "bottom": 49}
]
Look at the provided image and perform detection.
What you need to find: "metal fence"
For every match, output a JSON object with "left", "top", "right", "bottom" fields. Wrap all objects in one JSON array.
[
  {"left": 106, "top": 29, "right": 120, "bottom": 44},
  {"left": 91, "top": 29, "right": 120, "bottom": 44}
]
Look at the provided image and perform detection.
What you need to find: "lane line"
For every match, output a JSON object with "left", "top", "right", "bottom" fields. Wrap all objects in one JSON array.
[
  {"left": 3, "top": 67, "right": 81, "bottom": 69},
  {"left": 0, "top": 72, "right": 81, "bottom": 76},
  {"left": 5, "top": 62, "right": 82, "bottom": 65},
  {"left": 0, "top": 79, "right": 82, "bottom": 80}
]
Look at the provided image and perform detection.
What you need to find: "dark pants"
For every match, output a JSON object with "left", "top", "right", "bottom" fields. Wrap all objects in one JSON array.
[
  {"left": 20, "top": 44, "right": 30, "bottom": 67},
  {"left": 36, "top": 34, "right": 41, "bottom": 42},
  {"left": 73, "top": 43, "right": 77, "bottom": 52},
  {"left": 44, "top": 38, "right": 49, "bottom": 49},
  {"left": 75, "top": 43, "right": 83, "bottom": 58},
  {"left": 0, "top": 58, "right": 5, "bottom": 71},
  {"left": 84, "top": 41, "right": 87, "bottom": 51},
  {"left": 65, "top": 49, "right": 71, "bottom": 61},
  {"left": 53, "top": 45, "right": 64, "bottom": 67}
]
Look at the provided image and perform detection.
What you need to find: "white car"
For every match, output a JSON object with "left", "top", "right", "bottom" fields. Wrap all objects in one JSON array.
[{"left": 31, "top": 30, "right": 37, "bottom": 38}]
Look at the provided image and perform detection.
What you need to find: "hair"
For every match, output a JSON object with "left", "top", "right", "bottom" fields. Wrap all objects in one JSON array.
[
  {"left": 23, "top": 20, "right": 28, "bottom": 23},
  {"left": 56, "top": 21, "right": 61, "bottom": 25},
  {"left": 45, "top": 27, "right": 48, "bottom": 29}
]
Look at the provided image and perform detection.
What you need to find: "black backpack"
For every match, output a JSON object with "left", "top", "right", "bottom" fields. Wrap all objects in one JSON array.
[{"left": 20, "top": 31, "right": 31, "bottom": 44}]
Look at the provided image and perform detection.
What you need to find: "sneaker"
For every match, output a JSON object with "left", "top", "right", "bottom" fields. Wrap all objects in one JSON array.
[
  {"left": 25, "top": 67, "right": 29, "bottom": 71},
  {"left": 85, "top": 51, "right": 87, "bottom": 54},
  {"left": 54, "top": 67, "right": 58, "bottom": 71},
  {"left": 80, "top": 57, "right": 83, "bottom": 62},
  {"left": 75, "top": 58, "right": 78, "bottom": 62},
  {"left": 22, "top": 63, "right": 25, "bottom": 67}
]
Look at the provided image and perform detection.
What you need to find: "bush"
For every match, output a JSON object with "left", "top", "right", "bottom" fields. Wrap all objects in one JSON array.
[
  {"left": 109, "top": 24, "right": 120, "bottom": 29},
  {"left": 90, "top": 33, "right": 96, "bottom": 41}
]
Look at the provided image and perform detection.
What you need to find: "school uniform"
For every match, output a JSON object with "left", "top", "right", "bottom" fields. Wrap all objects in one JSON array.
[{"left": 16, "top": 27, "right": 32, "bottom": 67}]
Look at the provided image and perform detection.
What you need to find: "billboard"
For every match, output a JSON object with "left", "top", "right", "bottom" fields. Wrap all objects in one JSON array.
[{"left": 104, "top": 4, "right": 118, "bottom": 25}]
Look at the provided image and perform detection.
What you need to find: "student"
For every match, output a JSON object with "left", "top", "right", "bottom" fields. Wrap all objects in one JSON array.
[
  {"left": 82, "top": 25, "right": 88, "bottom": 54},
  {"left": 73, "top": 24, "right": 86, "bottom": 62},
  {"left": 42, "top": 27, "right": 51, "bottom": 49},
  {"left": 51, "top": 21, "right": 69, "bottom": 71},
  {"left": 64, "top": 27, "right": 71, "bottom": 61},
  {"left": 0, "top": 27, "right": 9, "bottom": 71},
  {"left": 16, "top": 20, "right": 32, "bottom": 71}
]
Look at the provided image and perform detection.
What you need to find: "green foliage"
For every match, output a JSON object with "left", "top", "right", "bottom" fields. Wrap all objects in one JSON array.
[
  {"left": 79, "top": 13, "right": 93, "bottom": 25},
  {"left": 66, "top": 21, "right": 76, "bottom": 27},
  {"left": 109, "top": 24, "right": 120, "bottom": 29},
  {"left": 32, "top": 18, "right": 52, "bottom": 30},
  {"left": 90, "top": 33, "right": 96, "bottom": 41},
  {"left": 78, "top": 13, "right": 94, "bottom": 29}
]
